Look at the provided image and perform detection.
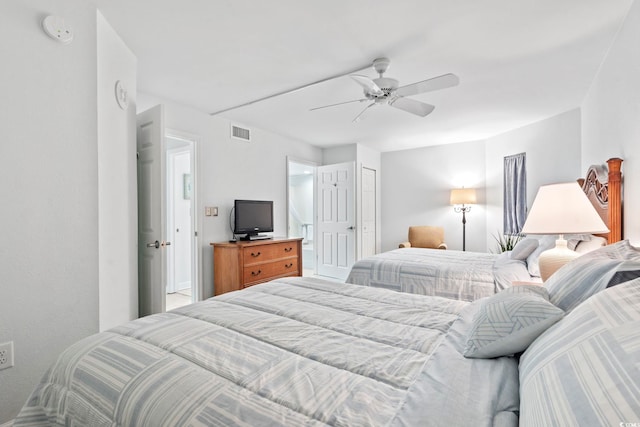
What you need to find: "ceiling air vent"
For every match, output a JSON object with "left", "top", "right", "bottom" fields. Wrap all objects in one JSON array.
[{"left": 231, "top": 124, "right": 251, "bottom": 142}]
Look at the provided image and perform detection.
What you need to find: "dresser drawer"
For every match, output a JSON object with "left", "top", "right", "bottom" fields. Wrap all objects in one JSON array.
[
  {"left": 243, "top": 259, "right": 299, "bottom": 285},
  {"left": 242, "top": 241, "right": 299, "bottom": 265}
]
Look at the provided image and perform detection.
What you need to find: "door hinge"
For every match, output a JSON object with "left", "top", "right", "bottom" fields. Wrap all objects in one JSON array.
[{"left": 136, "top": 151, "right": 139, "bottom": 160}]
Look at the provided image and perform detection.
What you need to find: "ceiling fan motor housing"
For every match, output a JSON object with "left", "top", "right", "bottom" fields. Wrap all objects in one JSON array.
[{"left": 373, "top": 57, "right": 391, "bottom": 75}]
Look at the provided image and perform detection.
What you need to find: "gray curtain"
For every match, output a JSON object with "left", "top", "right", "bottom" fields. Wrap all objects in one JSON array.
[{"left": 503, "top": 153, "right": 527, "bottom": 234}]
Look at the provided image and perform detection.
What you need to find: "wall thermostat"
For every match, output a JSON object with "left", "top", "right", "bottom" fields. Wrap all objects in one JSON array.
[{"left": 42, "top": 16, "right": 74, "bottom": 44}]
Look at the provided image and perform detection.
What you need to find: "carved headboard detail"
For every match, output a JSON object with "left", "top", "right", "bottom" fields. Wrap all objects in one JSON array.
[{"left": 577, "top": 157, "right": 623, "bottom": 244}]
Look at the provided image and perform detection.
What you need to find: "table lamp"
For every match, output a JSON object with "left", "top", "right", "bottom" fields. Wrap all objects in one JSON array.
[{"left": 521, "top": 182, "right": 609, "bottom": 281}]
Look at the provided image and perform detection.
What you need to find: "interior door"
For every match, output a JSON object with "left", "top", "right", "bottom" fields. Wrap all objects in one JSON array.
[
  {"left": 137, "top": 105, "right": 167, "bottom": 316},
  {"left": 316, "top": 162, "right": 355, "bottom": 280}
]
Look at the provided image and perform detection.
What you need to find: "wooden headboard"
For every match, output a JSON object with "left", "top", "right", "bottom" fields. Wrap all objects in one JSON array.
[{"left": 577, "top": 157, "right": 623, "bottom": 244}]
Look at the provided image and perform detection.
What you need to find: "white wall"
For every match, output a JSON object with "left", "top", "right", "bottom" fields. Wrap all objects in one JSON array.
[
  {"left": 323, "top": 144, "right": 356, "bottom": 164},
  {"left": 171, "top": 151, "right": 192, "bottom": 289},
  {"left": 97, "top": 12, "right": 138, "bottom": 331},
  {"left": 137, "top": 94, "right": 323, "bottom": 297},
  {"left": 484, "top": 109, "right": 582, "bottom": 251},
  {"left": 381, "top": 140, "right": 487, "bottom": 252},
  {"left": 0, "top": 1, "right": 99, "bottom": 421},
  {"left": 582, "top": 0, "right": 640, "bottom": 244}
]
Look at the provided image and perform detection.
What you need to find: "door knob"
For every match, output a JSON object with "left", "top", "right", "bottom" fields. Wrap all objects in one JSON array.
[
  {"left": 347, "top": 226, "right": 355, "bottom": 230},
  {"left": 146, "top": 240, "right": 171, "bottom": 249}
]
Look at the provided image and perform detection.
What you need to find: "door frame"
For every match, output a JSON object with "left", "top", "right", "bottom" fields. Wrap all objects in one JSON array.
[
  {"left": 360, "top": 166, "right": 377, "bottom": 259},
  {"left": 286, "top": 156, "right": 318, "bottom": 275},
  {"left": 166, "top": 129, "right": 201, "bottom": 303}
]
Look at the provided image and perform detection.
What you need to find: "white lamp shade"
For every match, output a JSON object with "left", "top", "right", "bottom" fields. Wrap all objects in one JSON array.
[
  {"left": 521, "top": 182, "right": 609, "bottom": 235},
  {"left": 450, "top": 188, "right": 477, "bottom": 205}
]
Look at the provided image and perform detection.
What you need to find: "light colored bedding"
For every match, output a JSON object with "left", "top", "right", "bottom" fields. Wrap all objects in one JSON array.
[
  {"left": 15, "top": 277, "right": 520, "bottom": 427},
  {"left": 346, "top": 248, "right": 533, "bottom": 301},
  {"left": 520, "top": 278, "right": 640, "bottom": 425}
]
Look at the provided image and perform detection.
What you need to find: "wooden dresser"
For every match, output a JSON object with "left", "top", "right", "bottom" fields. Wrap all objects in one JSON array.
[{"left": 211, "top": 237, "right": 303, "bottom": 295}]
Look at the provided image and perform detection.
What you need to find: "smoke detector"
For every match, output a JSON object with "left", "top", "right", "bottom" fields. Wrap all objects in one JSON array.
[{"left": 42, "top": 16, "right": 74, "bottom": 44}]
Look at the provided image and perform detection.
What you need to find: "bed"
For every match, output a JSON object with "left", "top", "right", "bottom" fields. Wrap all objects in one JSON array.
[
  {"left": 14, "top": 240, "right": 640, "bottom": 426},
  {"left": 346, "top": 158, "right": 623, "bottom": 301}
]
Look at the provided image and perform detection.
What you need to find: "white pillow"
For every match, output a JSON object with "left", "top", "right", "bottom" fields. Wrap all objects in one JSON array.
[
  {"left": 575, "top": 236, "right": 607, "bottom": 253},
  {"left": 566, "top": 233, "right": 592, "bottom": 250}
]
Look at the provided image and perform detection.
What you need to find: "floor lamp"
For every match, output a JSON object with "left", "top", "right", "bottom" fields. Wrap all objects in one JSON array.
[
  {"left": 521, "top": 182, "right": 608, "bottom": 281},
  {"left": 450, "top": 188, "right": 477, "bottom": 251}
]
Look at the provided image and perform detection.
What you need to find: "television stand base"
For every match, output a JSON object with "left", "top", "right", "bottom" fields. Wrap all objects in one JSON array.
[{"left": 240, "top": 234, "right": 273, "bottom": 241}]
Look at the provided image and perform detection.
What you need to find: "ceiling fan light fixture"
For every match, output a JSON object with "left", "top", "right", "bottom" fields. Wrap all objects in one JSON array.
[{"left": 372, "top": 77, "right": 399, "bottom": 94}]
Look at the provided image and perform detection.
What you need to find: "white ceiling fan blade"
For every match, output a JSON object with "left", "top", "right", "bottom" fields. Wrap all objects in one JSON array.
[
  {"left": 350, "top": 74, "right": 384, "bottom": 97},
  {"left": 390, "top": 97, "right": 435, "bottom": 117},
  {"left": 352, "top": 103, "right": 375, "bottom": 122},
  {"left": 309, "top": 98, "right": 368, "bottom": 111},
  {"left": 395, "top": 73, "right": 459, "bottom": 97}
]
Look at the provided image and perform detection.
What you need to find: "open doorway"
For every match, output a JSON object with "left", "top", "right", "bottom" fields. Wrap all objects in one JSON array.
[
  {"left": 166, "top": 134, "right": 198, "bottom": 310},
  {"left": 287, "top": 158, "right": 316, "bottom": 276}
]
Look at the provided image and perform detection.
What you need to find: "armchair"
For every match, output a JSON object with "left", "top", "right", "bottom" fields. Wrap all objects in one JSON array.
[{"left": 399, "top": 226, "right": 447, "bottom": 250}]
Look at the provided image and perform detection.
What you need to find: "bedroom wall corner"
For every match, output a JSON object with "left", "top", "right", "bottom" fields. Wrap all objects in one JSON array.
[
  {"left": 484, "top": 108, "right": 582, "bottom": 252},
  {"left": 97, "top": 12, "right": 138, "bottom": 330},
  {"left": 0, "top": 1, "right": 100, "bottom": 422},
  {"left": 380, "top": 140, "right": 488, "bottom": 253},
  {"left": 581, "top": 0, "right": 640, "bottom": 245}
]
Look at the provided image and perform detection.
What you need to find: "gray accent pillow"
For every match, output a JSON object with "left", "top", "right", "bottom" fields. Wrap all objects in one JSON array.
[
  {"left": 463, "top": 285, "right": 564, "bottom": 359},
  {"left": 510, "top": 237, "right": 539, "bottom": 260},
  {"left": 544, "top": 240, "right": 640, "bottom": 312}
]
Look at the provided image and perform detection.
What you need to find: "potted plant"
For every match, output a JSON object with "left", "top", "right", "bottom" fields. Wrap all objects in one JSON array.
[{"left": 492, "top": 232, "right": 523, "bottom": 253}]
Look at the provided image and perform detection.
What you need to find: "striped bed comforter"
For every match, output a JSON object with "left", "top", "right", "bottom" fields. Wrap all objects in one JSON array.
[
  {"left": 346, "top": 248, "right": 533, "bottom": 301},
  {"left": 15, "top": 277, "right": 519, "bottom": 427}
]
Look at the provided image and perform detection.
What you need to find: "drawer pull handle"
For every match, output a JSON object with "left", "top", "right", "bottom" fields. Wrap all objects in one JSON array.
[
  {"left": 285, "top": 263, "right": 293, "bottom": 268},
  {"left": 251, "top": 270, "right": 262, "bottom": 276},
  {"left": 284, "top": 247, "right": 293, "bottom": 253},
  {"left": 251, "top": 251, "right": 261, "bottom": 257}
]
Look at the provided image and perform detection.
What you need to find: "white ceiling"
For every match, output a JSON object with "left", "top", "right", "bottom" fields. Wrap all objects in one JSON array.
[{"left": 92, "top": 0, "right": 632, "bottom": 152}]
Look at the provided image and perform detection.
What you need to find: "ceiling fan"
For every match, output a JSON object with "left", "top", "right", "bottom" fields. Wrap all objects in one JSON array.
[{"left": 311, "top": 57, "right": 459, "bottom": 122}]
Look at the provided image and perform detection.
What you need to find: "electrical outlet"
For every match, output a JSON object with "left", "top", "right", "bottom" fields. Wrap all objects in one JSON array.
[{"left": 0, "top": 341, "right": 14, "bottom": 370}]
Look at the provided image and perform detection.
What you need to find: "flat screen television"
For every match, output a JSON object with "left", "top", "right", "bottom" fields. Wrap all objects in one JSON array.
[{"left": 234, "top": 199, "right": 274, "bottom": 240}]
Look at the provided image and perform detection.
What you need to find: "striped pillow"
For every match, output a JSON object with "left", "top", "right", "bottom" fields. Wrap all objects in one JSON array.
[
  {"left": 544, "top": 240, "right": 640, "bottom": 312},
  {"left": 463, "top": 285, "right": 564, "bottom": 359},
  {"left": 519, "top": 279, "right": 640, "bottom": 426}
]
